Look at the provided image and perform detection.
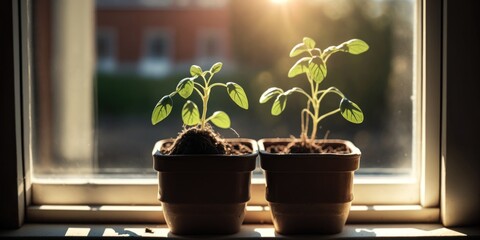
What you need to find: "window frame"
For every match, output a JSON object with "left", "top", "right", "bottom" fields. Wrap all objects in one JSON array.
[
  {"left": 0, "top": 0, "right": 25, "bottom": 229},
  {"left": 5, "top": 0, "right": 446, "bottom": 226}
]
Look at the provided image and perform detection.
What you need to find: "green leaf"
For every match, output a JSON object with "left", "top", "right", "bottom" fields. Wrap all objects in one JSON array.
[
  {"left": 190, "top": 65, "right": 203, "bottom": 77},
  {"left": 303, "top": 37, "right": 315, "bottom": 49},
  {"left": 226, "top": 82, "right": 249, "bottom": 109},
  {"left": 259, "top": 87, "right": 284, "bottom": 103},
  {"left": 289, "top": 42, "right": 307, "bottom": 57},
  {"left": 308, "top": 56, "right": 327, "bottom": 83},
  {"left": 340, "top": 98, "right": 364, "bottom": 124},
  {"left": 210, "top": 62, "right": 223, "bottom": 74},
  {"left": 181, "top": 100, "right": 200, "bottom": 126},
  {"left": 176, "top": 77, "right": 194, "bottom": 98},
  {"left": 288, "top": 57, "right": 310, "bottom": 78},
  {"left": 271, "top": 94, "right": 287, "bottom": 116},
  {"left": 284, "top": 87, "right": 303, "bottom": 95},
  {"left": 208, "top": 111, "right": 231, "bottom": 129},
  {"left": 322, "top": 45, "right": 337, "bottom": 58},
  {"left": 151, "top": 95, "right": 173, "bottom": 125},
  {"left": 341, "top": 39, "right": 369, "bottom": 55}
]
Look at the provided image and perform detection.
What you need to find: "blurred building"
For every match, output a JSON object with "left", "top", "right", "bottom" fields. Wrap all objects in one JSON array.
[{"left": 95, "top": 0, "right": 233, "bottom": 77}]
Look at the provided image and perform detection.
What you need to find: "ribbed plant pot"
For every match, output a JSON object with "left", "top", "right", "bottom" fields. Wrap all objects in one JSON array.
[
  {"left": 152, "top": 138, "right": 258, "bottom": 235},
  {"left": 258, "top": 138, "right": 361, "bottom": 235}
]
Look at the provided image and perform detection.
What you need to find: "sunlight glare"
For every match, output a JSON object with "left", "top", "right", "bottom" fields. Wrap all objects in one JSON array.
[
  {"left": 66, "top": 228, "right": 91, "bottom": 236},
  {"left": 271, "top": 0, "right": 287, "bottom": 4}
]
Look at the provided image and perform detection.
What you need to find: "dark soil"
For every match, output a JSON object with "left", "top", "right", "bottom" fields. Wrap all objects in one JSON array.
[
  {"left": 266, "top": 140, "right": 350, "bottom": 154},
  {"left": 161, "top": 125, "right": 252, "bottom": 155}
]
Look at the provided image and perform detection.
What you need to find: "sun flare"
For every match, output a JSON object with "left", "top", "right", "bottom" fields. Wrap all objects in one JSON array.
[{"left": 271, "top": 0, "right": 288, "bottom": 4}]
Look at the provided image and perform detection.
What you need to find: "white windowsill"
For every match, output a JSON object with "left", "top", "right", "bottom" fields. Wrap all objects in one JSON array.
[
  {"left": 7, "top": 204, "right": 476, "bottom": 239},
  {"left": 26, "top": 204, "right": 440, "bottom": 224},
  {"left": 1, "top": 224, "right": 478, "bottom": 238}
]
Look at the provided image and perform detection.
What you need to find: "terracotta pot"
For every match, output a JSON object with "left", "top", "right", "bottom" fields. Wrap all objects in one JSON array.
[
  {"left": 258, "top": 138, "right": 361, "bottom": 235},
  {"left": 152, "top": 138, "right": 258, "bottom": 235}
]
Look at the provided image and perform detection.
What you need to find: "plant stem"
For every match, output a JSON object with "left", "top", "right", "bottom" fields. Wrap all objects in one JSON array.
[
  {"left": 200, "top": 75, "right": 210, "bottom": 130},
  {"left": 307, "top": 75, "right": 321, "bottom": 144},
  {"left": 316, "top": 108, "right": 341, "bottom": 123},
  {"left": 323, "top": 49, "right": 340, "bottom": 63},
  {"left": 209, "top": 83, "right": 227, "bottom": 89},
  {"left": 200, "top": 88, "right": 210, "bottom": 130},
  {"left": 309, "top": 86, "right": 338, "bottom": 142},
  {"left": 301, "top": 102, "right": 312, "bottom": 139},
  {"left": 309, "top": 102, "right": 320, "bottom": 143}
]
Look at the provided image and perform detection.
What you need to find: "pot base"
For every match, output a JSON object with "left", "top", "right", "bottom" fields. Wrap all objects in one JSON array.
[
  {"left": 269, "top": 202, "right": 351, "bottom": 235},
  {"left": 162, "top": 202, "right": 246, "bottom": 235}
]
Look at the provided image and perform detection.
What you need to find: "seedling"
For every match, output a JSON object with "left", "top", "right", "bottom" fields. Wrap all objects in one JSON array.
[
  {"left": 260, "top": 37, "right": 368, "bottom": 146},
  {"left": 151, "top": 62, "right": 249, "bottom": 130}
]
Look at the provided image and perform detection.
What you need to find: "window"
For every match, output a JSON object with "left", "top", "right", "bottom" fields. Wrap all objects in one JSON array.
[
  {"left": 138, "top": 29, "right": 173, "bottom": 77},
  {"left": 196, "top": 29, "right": 228, "bottom": 67},
  {"left": 96, "top": 28, "right": 116, "bottom": 73},
  {"left": 17, "top": 0, "right": 442, "bottom": 223}
]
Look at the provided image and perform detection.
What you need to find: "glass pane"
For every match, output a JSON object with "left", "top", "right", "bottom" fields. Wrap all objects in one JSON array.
[{"left": 30, "top": 0, "right": 417, "bottom": 178}]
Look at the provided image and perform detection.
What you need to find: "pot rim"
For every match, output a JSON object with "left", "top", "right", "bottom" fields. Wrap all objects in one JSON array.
[
  {"left": 152, "top": 138, "right": 258, "bottom": 172},
  {"left": 258, "top": 138, "right": 360, "bottom": 172},
  {"left": 257, "top": 138, "right": 361, "bottom": 156},
  {"left": 152, "top": 138, "right": 258, "bottom": 157}
]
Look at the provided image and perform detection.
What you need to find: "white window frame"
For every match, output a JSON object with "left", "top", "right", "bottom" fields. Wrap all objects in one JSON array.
[{"left": 10, "top": 0, "right": 444, "bottom": 225}]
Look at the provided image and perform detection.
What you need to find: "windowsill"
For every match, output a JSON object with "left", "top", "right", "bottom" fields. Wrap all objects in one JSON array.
[
  {"left": 1, "top": 224, "right": 478, "bottom": 239},
  {"left": 25, "top": 204, "right": 441, "bottom": 224}
]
